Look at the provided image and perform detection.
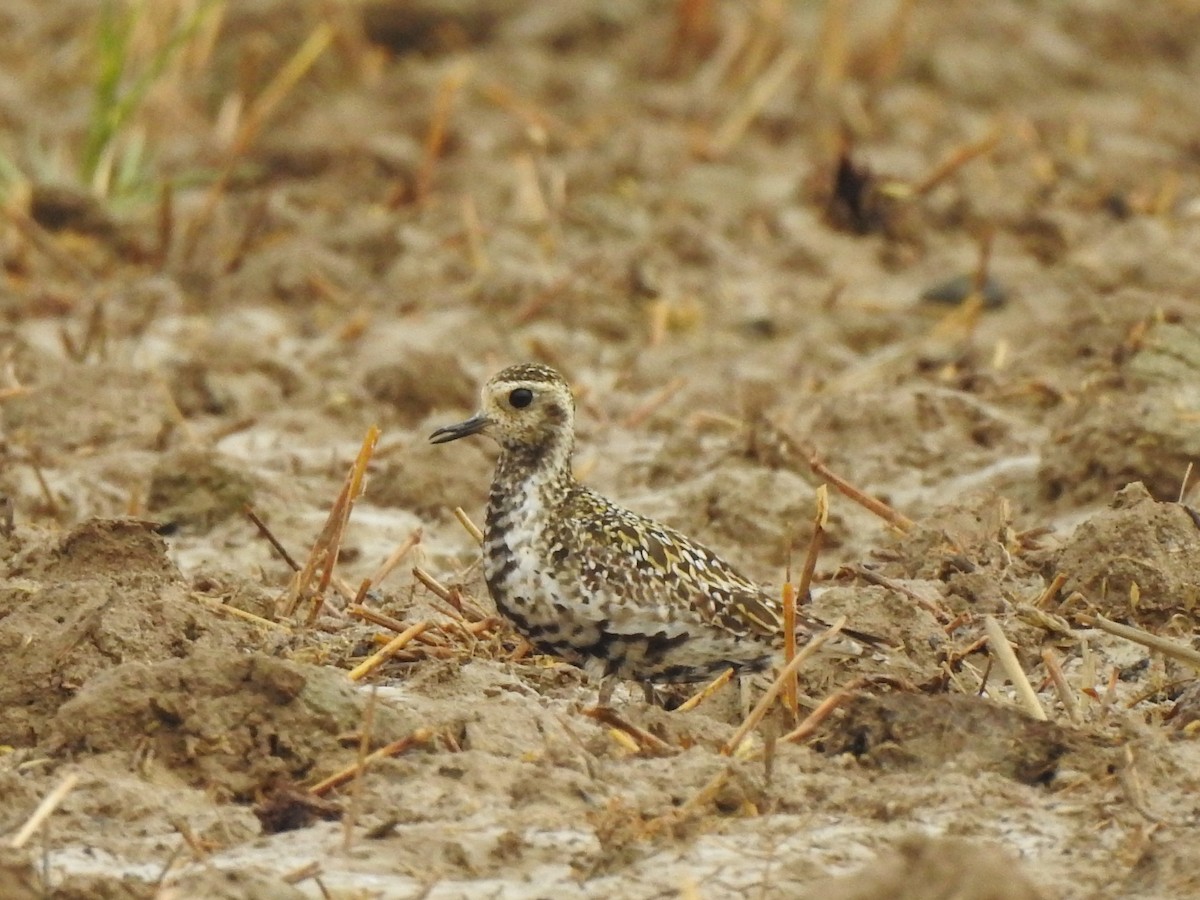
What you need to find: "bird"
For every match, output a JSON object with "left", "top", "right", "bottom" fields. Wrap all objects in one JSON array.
[{"left": 430, "top": 363, "right": 876, "bottom": 700}]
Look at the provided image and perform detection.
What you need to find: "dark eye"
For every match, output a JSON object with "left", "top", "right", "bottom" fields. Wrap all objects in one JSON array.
[{"left": 509, "top": 388, "right": 534, "bottom": 409}]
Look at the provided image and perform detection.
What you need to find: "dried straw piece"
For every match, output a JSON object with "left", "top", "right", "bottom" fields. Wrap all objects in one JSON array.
[
  {"left": 706, "top": 48, "right": 803, "bottom": 158},
  {"left": 721, "top": 617, "right": 846, "bottom": 756},
  {"left": 1033, "top": 572, "right": 1069, "bottom": 609},
  {"left": 9, "top": 772, "right": 79, "bottom": 849},
  {"left": 912, "top": 129, "right": 999, "bottom": 196},
  {"left": 348, "top": 622, "right": 429, "bottom": 682},
  {"left": 283, "top": 426, "right": 379, "bottom": 621},
  {"left": 983, "top": 615, "right": 1046, "bottom": 720},
  {"left": 3, "top": 205, "right": 95, "bottom": 281},
  {"left": 676, "top": 667, "right": 735, "bottom": 712},
  {"left": 643, "top": 767, "right": 732, "bottom": 838},
  {"left": 786, "top": 486, "right": 829, "bottom": 717},
  {"left": 780, "top": 579, "right": 798, "bottom": 719},
  {"left": 367, "top": 529, "right": 422, "bottom": 589},
  {"left": 623, "top": 377, "right": 686, "bottom": 429},
  {"left": 416, "top": 61, "right": 474, "bottom": 204},
  {"left": 1041, "top": 647, "right": 1082, "bottom": 725},
  {"left": 183, "top": 23, "right": 334, "bottom": 261},
  {"left": 782, "top": 678, "right": 866, "bottom": 744},
  {"left": 449, "top": 508, "right": 482, "bottom": 545},
  {"left": 584, "top": 707, "right": 675, "bottom": 756},
  {"left": 412, "top": 566, "right": 490, "bottom": 622},
  {"left": 282, "top": 862, "right": 322, "bottom": 886},
  {"left": 245, "top": 505, "right": 301, "bottom": 572},
  {"left": 1078, "top": 614, "right": 1200, "bottom": 671},
  {"left": 347, "top": 604, "right": 409, "bottom": 634},
  {"left": 309, "top": 728, "right": 434, "bottom": 797},
  {"left": 865, "top": 0, "right": 917, "bottom": 87},
  {"left": 781, "top": 675, "right": 919, "bottom": 744},
  {"left": 848, "top": 564, "right": 949, "bottom": 620},
  {"left": 810, "top": 456, "right": 915, "bottom": 533},
  {"left": 343, "top": 688, "right": 377, "bottom": 852},
  {"left": 190, "top": 593, "right": 292, "bottom": 633}
]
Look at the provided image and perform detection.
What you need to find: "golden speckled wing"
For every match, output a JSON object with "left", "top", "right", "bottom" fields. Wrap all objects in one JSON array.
[{"left": 552, "top": 485, "right": 785, "bottom": 639}]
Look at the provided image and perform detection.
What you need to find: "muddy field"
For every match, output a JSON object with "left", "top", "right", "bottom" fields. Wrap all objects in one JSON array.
[{"left": 3, "top": 1, "right": 1200, "bottom": 897}]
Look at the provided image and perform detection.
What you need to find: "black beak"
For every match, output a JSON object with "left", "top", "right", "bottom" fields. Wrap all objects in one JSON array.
[{"left": 429, "top": 413, "right": 491, "bottom": 444}]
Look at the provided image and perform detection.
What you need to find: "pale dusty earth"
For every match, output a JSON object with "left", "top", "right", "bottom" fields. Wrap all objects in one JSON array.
[{"left": 3, "top": 1, "right": 1200, "bottom": 898}]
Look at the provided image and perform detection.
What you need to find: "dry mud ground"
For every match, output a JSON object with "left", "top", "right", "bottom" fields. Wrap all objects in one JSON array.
[{"left": 3, "top": 1, "right": 1200, "bottom": 898}]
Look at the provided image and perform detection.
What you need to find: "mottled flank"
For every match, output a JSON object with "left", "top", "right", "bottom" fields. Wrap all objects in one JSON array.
[{"left": 431, "top": 364, "right": 856, "bottom": 687}]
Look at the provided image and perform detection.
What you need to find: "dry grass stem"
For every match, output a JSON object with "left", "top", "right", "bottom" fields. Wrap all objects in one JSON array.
[
  {"left": 781, "top": 577, "right": 797, "bottom": 718},
  {"left": 786, "top": 485, "right": 829, "bottom": 717},
  {"left": 184, "top": 23, "right": 333, "bottom": 260},
  {"left": 284, "top": 426, "right": 379, "bottom": 620},
  {"left": 245, "top": 505, "right": 301, "bottom": 572},
  {"left": 453, "top": 507, "right": 484, "bottom": 544},
  {"left": 972, "top": 225, "right": 995, "bottom": 297},
  {"left": 707, "top": 47, "right": 802, "bottom": 158},
  {"left": 584, "top": 707, "right": 675, "bottom": 756},
  {"left": 460, "top": 193, "right": 489, "bottom": 274},
  {"left": 0, "top": 496, "right": 13, "bottom": 536},
  {"left": 282, "top": 862, "right": 322, "bottom": 885},
  {"left": 412, "top": 566, "right": 490, "bottom": 621},
  {"left": 412, "top": 565, "right": 455, "bottom": 602},
  {"left": 983, "top": 615, "right": 1047, "bottom": 720},
  {"left": 848, "top": 564, "right": 949, "bottom": 620},
  {"left": 1179, "top": 461, "right": 1194, "bottom": 503},
  {"left": 3, "top": 206, "right": 95, "bottom": 281},
  {"left": 417, "top": 61, "right": 474, "bottom": 205},
  {"left": 512, "top": 154, "right": 549, "bottom": 222},
  {"left": 866, "top": 0, "right": 917, "bottom": 87},
  {"left": 190, "top": 593, "right": 292, "bottom": 632},
  {"left": 912, "top": 129, "right": 999, "bottom": 196},
  {"left": 237, "top": 25, "right": 334, "bottom": 154},
  {"left": 343, "top": 687, "right": 377, "bottom": 852},
  {"left": 623, "top": 377, "right": 686, "bottom": 429},
  {"left": 9, "top": 772, "right": 80, "bottom": 849},
  {"left": 781, "top": 677, "right": 871, "bottom": 743},
  {"left": 1034, "top": 572, "right": 1069, "bottom": 609},
  {"left": 156, "top": 180, "right": 174, "bottom": 265},
  {"left": 347, "top": 604, "right": 409, "bottom": 635},
  {"left": 309, "top": 728, "right": 435, "bottom": 797},
  {"left": 721, "top": 617, "right": 846, "bottom": 756},
  {"left": 222, "top": 191, "right": 271, "bottom": 274},
  {"left": 1079, "top": 614, "right": 1200, "bottom": 671},
  {"left": 1015, "top": 604, "right": 1074, "bottom": 638},
  {"left": 810, "top": 456, "right": 915, "bottom": 532},
  {"left": 349, "top": 622, "right": 430, "bottom": 682},
  {"left": 814, "top": 0, "right": 847, "bottom": 95},
  {"left": 352, "top": 579, "right": 371, "bottom": 606},
  {"left": 676, "top": 667, "right": 736, "bottom": 712},
  {"left": 479, "top": 80, "right": 566, "bottom": 140},
  {"left": 646, "top": 298, "right": 670, "bottom": 348},
  {"left": 367, "top": 529, "right": 423, "bottom": 588},
  {"left": 25, "top": 454, "right": 59, "bottom": 516},
  {"left": 1041, "top": 647, "right": 1082, "bottom": 725},
  {"left": 644, "top": 767, "right": 732, "bottom": 838}
]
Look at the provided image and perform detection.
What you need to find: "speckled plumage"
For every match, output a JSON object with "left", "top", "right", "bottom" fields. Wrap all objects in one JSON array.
[{"left": 431, "top": 363, "right": 845, "bottom": 687}]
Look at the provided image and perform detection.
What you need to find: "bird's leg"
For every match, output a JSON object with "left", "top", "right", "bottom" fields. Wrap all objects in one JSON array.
[
  {"left": 738, "top": 675, "right": 754, "bottom": 718},
  {"left": 597, "top": 677, "right": 616, "bottom": 707},
  {"left": 584, "top": 657, "right": 616, "bottom": 706}
]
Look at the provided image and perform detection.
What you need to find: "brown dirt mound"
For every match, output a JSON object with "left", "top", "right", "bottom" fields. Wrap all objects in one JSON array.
[
  {"left": 812, "top": 692, "right": 1103, "bottom": 786},
  {"left": 811, "top": 835, "right": 1050, "bottom": 900},
  {"left": 45, "top": 650, "right": 423, "bottom": 801},
  {"left": 1051, "top": 481, "right": 1200, "bottom": 628},
  {"left": 0, "top": 519, "right": 269, "bottom": 745}
]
